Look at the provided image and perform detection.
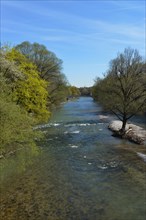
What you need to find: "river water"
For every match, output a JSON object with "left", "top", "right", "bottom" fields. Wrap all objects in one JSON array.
[{"left": 0, "top": 97, "right": 146, "bottom": 220}]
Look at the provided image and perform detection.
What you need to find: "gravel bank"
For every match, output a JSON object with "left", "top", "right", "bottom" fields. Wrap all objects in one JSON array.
[{"left": 108, "top": 120, "right": 146, "bottom": 145}]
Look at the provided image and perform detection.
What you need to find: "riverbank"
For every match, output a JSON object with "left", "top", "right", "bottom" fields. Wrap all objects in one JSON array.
[{"left": 108, "top": 120, "right": 146, "bottom": 145}]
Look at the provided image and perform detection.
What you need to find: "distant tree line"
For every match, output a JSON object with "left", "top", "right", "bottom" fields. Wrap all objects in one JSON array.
[
  {"left": 67, "top": 86, "right": 80, "bottom": 98},
  {"left": 79, "top": 87, "right": 92, "bottom": 96},
  {"left": 92, "top": 48, "right": 146, "bottom": 134},
  {"left": 66, "top": 86, "right": 92, "bottom": 98}
]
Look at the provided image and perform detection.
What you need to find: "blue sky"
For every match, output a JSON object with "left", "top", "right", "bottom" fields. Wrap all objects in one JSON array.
[{"left": 1, "top": 0, "right": 145, "bottom": 87}]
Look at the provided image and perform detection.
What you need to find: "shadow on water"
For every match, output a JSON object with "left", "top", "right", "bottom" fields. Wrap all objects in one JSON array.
[{"left": 0, "top": 97, "right": 146, "bottom": 220}]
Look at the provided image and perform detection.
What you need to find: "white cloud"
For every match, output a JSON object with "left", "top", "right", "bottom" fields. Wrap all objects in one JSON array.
[
  {"left": 1, "top": 1, "right": 145, "bottom": 51},
  {"left": 2, "top": 0, "right": 145, "bottom": 41}
]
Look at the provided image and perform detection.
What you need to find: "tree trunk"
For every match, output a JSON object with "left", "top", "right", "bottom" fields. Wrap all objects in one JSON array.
[{"left": 120, "top": 116, "right": 127, "bottom": 135}]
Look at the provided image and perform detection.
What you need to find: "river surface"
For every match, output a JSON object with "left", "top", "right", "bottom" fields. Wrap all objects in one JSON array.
[{"left": 0, "top": 97, "right": 146, "bottom": 220}]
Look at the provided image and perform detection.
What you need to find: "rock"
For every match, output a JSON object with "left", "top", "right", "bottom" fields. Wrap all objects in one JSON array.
[
  {"left": 108, "top": 120, "right": 146, "bottom": 145},
  {"left": 108, "top": 120, "right": 129, "bottom": 132},
  {"left": 99, "top": 115, "right": 109, "bottom": 121}
]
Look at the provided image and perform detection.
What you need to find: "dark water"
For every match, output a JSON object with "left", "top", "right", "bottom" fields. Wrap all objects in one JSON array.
[{"left": 0, "top": 97, "right": 146, "bottom": 220}]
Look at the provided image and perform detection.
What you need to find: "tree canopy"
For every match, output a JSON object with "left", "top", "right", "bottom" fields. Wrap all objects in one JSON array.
[
  {"left": 79, "top": 87, "right": 92, "bottom": 96},
  {"left": 68, "top": 86, "right": 81, "bottom": 98},
  {"left": 93, "top": 48, "right": 146, "bottom": 133},
  {"left": 15, "top": 41, "right": 69, "bottom": 107},
  {"left": 6, "top": 49, "right": 51, "bottom": 122},
  {"left": 0, "top": 63, "right": 36, "bottom": 154},
  {"left": 0, "top": 42, "right": 70, "bottom": 156},
  {"left": 15, "top": 41, "right": 62, "bottom": 79}
]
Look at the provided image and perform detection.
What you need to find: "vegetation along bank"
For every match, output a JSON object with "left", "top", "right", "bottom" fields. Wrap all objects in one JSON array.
[
  {"left": 92, "top": 48, "right": 146, "bottom": 144},
  {"left": 0, "top": 41, "right": 80, "bottom": 157}
]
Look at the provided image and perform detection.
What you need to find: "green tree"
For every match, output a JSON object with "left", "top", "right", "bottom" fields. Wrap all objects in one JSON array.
[
  {"left": 15, "top": 41, "right": 62, "bottom": 79},
  {"left": 0, "top": 74, "right": 36, "bottom": 155},
  {"left": 15, "top": 41, "right": 69, "bottom": 106},
  {"left": 93, "top": 48, "right": 146, "bottom": 134},
  {"left": 79, "top": 87, "right": 92, "bottom": 96},
  {"left": 69, "top": 86, "right": 81, "bottom": 97},
  {"left": 6, "top": 49, "right": 51, "bottom": 122},
  {"left": 47, "top": 73, "right": 69, "bottom": 107}
]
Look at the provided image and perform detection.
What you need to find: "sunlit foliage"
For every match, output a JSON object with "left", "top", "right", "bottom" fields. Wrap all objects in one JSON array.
[
  {"left": 15, "top": 41, "right": 69, "bottom": 107},
  {"left": 6, "top": 49, "right": 51, "bottom": 122}
]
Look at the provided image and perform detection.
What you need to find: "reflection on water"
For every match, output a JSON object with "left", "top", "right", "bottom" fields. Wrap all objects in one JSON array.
[{"left": 0, "top": 97, "right": 146, "bottom": 220}]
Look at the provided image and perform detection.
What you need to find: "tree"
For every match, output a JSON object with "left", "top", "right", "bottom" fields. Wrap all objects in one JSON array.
[
  {"left": 5, "top": 49, "right": 51, "bottom": 122},
  {"left": 15, "top": 41, "right": 63, "bottom": 79},
  {"left": 47, "top": 73, "right": 69, "bottom": 107},
  {"left": 0, "top": 71, "right": 36, "bottom": 155},
  {"left": 0, "top": 49, "right": 24, "bottom": 83},
  {"left": 15, "top": 41, "right": 69, "bottom": 106},
  {"left": 79, "top": 87, "right": 92, "bottom": 96},
  {"left": 93, "top": 48, "right": 146, "bottom": 134},
  {"left": 68, "top": 86, "right": 80, "bottom": 98}
]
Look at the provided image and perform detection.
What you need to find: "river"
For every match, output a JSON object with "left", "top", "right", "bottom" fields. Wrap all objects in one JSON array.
[{"left": 0, "top": 97, "right": 146, "bottom": 220}]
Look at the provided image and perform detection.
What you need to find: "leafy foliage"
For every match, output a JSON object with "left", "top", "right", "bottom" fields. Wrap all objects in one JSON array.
[
  {"left": 0, "top": 42, "right": 71, "bottom": 156},
  {"left": 0, "top": 50, "right": 24, "bottom": 83},
  {"left": 15, "top": 41, "right": 62, "bottom": 79},
  {"left": 79, "top": 87, "right": 92, "bottom": 96},
  {"left": 0, "top": 76, "right": 37, "bottom": 154},
  {"left": 6, "top": 49, "right": 51, "bottom": 122},
  {"left": 93, "top": 48, "right": 146, "bottom": 132},
  {"left": 68, "top": 86, "right": 81, "bottom": 97},
  {"left": 15, "top": 41, "right": 69, "bottom": 106}
]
